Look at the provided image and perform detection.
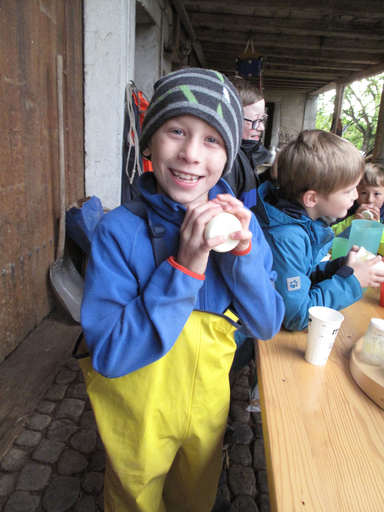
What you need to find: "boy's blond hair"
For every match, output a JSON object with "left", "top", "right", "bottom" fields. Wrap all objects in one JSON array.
[
  {"left": 229, "top": 76, "right": 264, "bottom": 106},
  {"left": 359, "top": 163, "right": 384, "bottom": 188},
  {"left": 277, "top": 130, "right": 364, "bottom": 202}
]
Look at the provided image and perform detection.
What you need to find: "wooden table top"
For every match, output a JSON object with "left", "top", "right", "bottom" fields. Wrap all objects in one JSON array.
[{"left": 255, "top": 288, "right": 384, "bottom": 512}]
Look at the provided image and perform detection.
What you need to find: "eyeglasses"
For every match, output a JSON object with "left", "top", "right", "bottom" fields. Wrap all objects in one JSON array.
[{"left": 244, "top": 114, "right": 268, "bottom": 130}]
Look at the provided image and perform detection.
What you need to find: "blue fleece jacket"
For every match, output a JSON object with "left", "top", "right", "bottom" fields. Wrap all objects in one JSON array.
[
  {"left": 81, "top": 173, "right": 285, "bottom": 378},
  {"left": 252, "top": 182, "right": 362, "bottom": 331}
]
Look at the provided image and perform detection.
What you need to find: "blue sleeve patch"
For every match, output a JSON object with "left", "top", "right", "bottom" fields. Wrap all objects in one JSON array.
[{"left": 287, "top": 276, "right": 301, "bottom": 291}]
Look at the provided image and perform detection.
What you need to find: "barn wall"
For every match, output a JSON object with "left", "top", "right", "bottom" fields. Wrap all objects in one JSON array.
[{"left": 0, "top": 0, "right": 84, "bottom": 363}]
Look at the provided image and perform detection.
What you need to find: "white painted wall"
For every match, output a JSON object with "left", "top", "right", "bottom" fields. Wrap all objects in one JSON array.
[
  {"left": 303, "top": 95, "right": 318, "bottom": 131},
  {"left": 83, "top": 0, "right": 136, "bottom": 211},
  {"left": 264, "top": 91, "right": 308, "bottom": 148},
  {"left": 135, "top": 25, "right": 161, "bottom": 101},
  {"left": 83, "top": 0, "right": 172, "bottom": 210},
  {"left": 135, "top": 0, "right": 172, "bottom": 101}
]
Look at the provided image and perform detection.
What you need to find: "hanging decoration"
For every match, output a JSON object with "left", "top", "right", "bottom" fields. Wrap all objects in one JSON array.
[{"left": 235, "top": 35, "right": 263, "bottom": 80}]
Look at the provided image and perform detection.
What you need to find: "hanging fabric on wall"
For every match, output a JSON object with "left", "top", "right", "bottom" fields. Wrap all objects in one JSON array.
[
  {"left": 121, "top": 82, "right": 152, "bottom": 203},
  {"left": 236, "top": 36, "right": 263, "bottom": 79}
]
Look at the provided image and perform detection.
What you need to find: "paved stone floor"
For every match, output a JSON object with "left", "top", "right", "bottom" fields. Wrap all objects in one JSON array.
[{"left": 0, "top": 353, "right": 271, "bottom": 512}]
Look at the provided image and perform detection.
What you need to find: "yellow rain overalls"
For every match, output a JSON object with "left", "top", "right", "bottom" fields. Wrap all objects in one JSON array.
[{"left": 79, "top": 309, "right": 238, "bottom": 512}]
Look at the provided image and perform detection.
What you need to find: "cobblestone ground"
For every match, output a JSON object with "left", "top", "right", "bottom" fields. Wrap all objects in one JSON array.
[{"left": 0, "top": 355, "right": 270, "bottom": 512}]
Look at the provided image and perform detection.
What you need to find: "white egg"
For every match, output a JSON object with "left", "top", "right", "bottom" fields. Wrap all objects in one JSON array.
[
  {"left": 204, "top": 212, "right": 242, "bottom": 253},
  {"left": 355, "top": 246, "right": 384, "bottom": 268},
  {"left": 355, "top": 246, "right": 376, "bottom": 261},
  {"left": 361, "top": 210, "right": 374, "bottom": 220}
]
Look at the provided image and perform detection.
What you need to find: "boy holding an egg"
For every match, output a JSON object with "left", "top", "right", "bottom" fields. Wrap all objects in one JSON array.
[{"left": 80, "top": 68, "right": 284, "bottom": 512}]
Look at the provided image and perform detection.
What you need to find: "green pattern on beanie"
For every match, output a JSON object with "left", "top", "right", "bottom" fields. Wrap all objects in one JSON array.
[
  {"left": 147, "top": 89, "right": 173, "bottom": 114},
  {"left": 139, "top": 68, "right": 243, "bottom": 176},
  {"left": 214, "top": 70, "right": 224, "bottom": 82},
  {"left": 179, "top": 85, "right": 198, "bottom": 103}
]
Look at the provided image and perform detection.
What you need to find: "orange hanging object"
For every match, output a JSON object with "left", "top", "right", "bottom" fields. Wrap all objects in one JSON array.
[{"left": 132, "top": 90, "right": 153, "bottom": 172}]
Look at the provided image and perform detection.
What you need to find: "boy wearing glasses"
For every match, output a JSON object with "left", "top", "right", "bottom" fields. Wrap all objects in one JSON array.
[{"left": 223, "top": 76, "right": 272, "bottom": 209}]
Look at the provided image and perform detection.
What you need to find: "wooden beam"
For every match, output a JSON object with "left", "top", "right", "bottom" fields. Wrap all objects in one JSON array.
[
  {"left": 210, "top": 54, "right": 364, "bottom": 72},
  {"left": 336, "top": 62, "right": 384, "bottom": 86},
  {"left": 204, "top": 45, "right": 383, "bottom": 66},
  {"left": 309, "top": 62, "right": 384, "bottom": 96},
  {"left": 196, "top": 28, "right": 384, "bottom": 54},
  {"left": 308, "top": 82, "right": 337, "bottom": 96},
  {"left": 170, "top": 0, "right": 208, "bottom": 68},
  {"left": 189, "top": 11, "right": 384, "bottom": 39},
  {"left": 184, "top": 0, "right": 384, "bottom": 19}
]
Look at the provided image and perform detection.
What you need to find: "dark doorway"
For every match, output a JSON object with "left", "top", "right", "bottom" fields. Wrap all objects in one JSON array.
[{"left": 264, "top": 102, "right": 275, "bottom": 149}]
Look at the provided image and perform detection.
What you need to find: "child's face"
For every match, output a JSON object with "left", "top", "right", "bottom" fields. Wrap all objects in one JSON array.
[
  {"left": 357, "top": 183, "right": 384, "bottom": 209},
  {"left": 242, "top": 99, "right": 266, "bottom": 141},
  {"left": 143, "top": 115, "right": 227, "bottom": 208},
  {"left": 311, "top": 179, "right": 360, "bottom": 220}
]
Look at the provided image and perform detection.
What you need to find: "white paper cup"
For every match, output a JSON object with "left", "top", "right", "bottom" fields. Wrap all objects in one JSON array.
[{"left": 305, "top": 307, "right": 344, "bottom": 365}]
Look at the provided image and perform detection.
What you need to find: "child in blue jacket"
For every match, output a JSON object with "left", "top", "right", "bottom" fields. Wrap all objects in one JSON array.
[
  {"left": 331, "top": 163, "right": 384, "bottom": 256},
  {"left": 253, "top": 130, "right": 384, "bottom": 332},
  {"left": 80, "top": 68, "right": 285, "bottom": 512}
]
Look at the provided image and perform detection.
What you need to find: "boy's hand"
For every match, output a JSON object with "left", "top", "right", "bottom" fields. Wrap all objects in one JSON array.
[
  {"left": 354, "top": 204, "right": 380, "bottom": 222},
  {"left": 345, "top": 246, "right": 384, "bottom": 289},
  {"left": 176, "top": 195, "right": 252, "bottom": 275},
  {"left": 211, "top": 194, "right": 252, "bottom": 252},
  {"left": 176, "top": 201, "right": 227, "bottom": 275}
]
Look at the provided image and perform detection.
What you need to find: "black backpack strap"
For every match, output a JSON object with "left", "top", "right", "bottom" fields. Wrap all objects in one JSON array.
[
  {"left": 122, "top": 198, "right": 169, "bottom": 268},
  {"left": 72, "top": 332, "right": 89, "bottom": 360}
]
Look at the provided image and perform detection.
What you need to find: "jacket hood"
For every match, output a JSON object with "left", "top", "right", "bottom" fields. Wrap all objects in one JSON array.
[{"left": 254, "top": 181, "right": 334, "bottom": 259}]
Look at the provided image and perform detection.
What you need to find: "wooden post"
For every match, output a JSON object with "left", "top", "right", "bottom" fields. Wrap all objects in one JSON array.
[
  {"left": 372, "top": 83, "right": 384, "bottom": 165},
  {"left": 330, "top": 84, "right": 345, "bottom": 136}
]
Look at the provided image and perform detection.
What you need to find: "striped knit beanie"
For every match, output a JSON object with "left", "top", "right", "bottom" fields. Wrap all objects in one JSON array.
[{"left": 139, "top": 68, "right": 244, "bottom": 176}]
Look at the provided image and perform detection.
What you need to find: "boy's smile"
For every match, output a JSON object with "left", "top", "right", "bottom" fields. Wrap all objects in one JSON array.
[
  {"left": 169, "top": 170, "right": 200, "bottom": 184},
  {"left": 143, "top": 115, "right": 227, "bottom": 208}
]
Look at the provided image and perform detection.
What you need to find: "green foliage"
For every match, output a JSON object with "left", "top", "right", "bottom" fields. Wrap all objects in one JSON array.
[{"left": 316, "top": 73, "right": 384, "bottom": 154}]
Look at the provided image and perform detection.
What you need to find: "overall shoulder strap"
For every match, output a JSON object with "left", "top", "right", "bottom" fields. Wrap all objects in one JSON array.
[{"left": 122, "top": 197, "right": 169, "bottom": 267}]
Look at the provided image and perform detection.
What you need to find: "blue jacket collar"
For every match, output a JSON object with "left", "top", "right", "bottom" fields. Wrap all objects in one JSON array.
[{"left": 255, "top": 181, "right": 334, "bottom": 251}]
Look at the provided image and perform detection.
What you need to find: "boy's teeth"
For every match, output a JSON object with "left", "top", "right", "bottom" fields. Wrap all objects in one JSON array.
[{"left": 172, "top": 170, "right": 199, "bottom": 182}]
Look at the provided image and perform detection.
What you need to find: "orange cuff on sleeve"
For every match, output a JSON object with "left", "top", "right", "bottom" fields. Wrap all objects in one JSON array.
[
  {"left": 231, "top": 241, "right": 252, "bottom": 256},
  {"left": 167, "top": 256, "right": 205, "bottom": 281}
]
